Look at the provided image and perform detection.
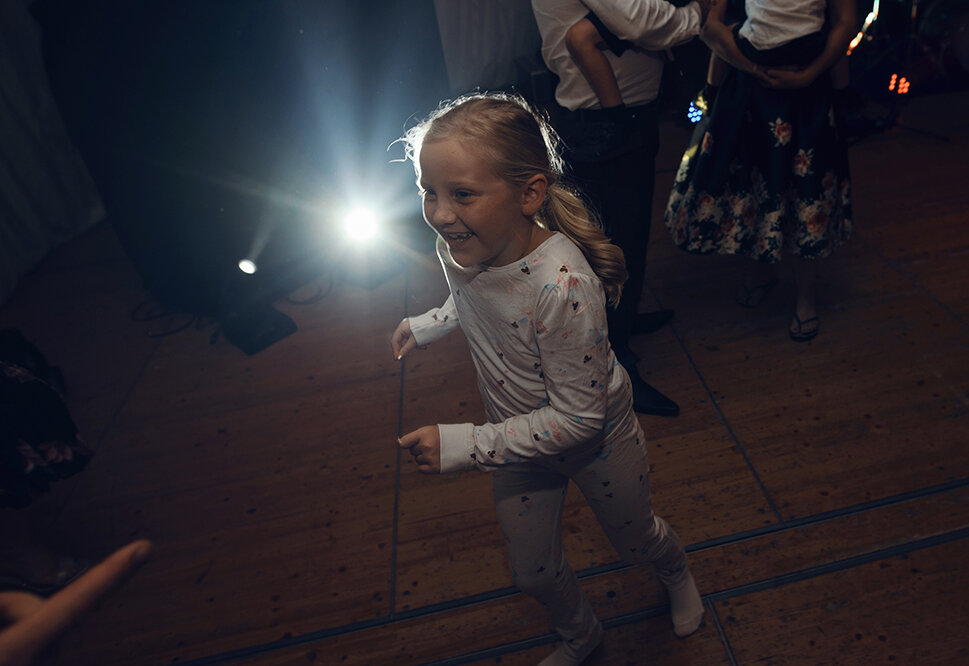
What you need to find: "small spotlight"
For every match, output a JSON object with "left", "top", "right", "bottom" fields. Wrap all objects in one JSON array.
[
  {"left": 342, "top": 206, "right": 380, "bottom": 242},
  {"left": 238, "top": 259, "right": 258, "bottom": 274}
]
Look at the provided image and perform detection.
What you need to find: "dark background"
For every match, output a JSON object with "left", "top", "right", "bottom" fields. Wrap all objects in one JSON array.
[
  {"left": 28, "top": 0, "right": 969, "bottom": 317},
  {"left": 32, "top": 0, "right": 450, "bottom": 315}
]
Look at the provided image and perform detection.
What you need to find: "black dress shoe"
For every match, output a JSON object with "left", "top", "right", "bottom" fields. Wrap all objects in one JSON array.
[
  {"left": 632, "top": 309, "right": 674, "bottom": 335},
  {"left": 623, "top": 363, "right": 680, "bottom": 417}
]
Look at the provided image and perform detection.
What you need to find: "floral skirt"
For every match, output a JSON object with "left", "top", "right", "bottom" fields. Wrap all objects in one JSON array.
[
  {"left": 0, "top": 361, "right": 93, "bottom": 508},
  {"left": 664, "top": 32, "right": 853, "bottom": 263}
]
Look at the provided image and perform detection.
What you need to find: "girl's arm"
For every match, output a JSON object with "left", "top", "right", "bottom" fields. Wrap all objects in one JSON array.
[
  {"left": 583, "top": 0, "right": 711, "bottom": 52},
  {"left": 433, "top": 273, "right": 615, "bottom": 473},
  {"left": 565, "top": 17, "right": 623, "bottom": 107},
  {"left": 699, "top": 2, "right": 770, "bottom": 84},
  {"left": 403, "top": 294, "right": 460, "bottom": 351},
  {"left": 764, "top": 0, "right": 857, "bottom": 89}
]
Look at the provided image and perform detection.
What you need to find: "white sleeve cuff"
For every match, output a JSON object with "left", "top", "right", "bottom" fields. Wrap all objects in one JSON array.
[
  {"left": 409, "top": 304, "right": 458, "bottom": 346},
  {"left": 437, "top": 422, "right": 477, "bottom": 473},
  {"left": 408, "top": 312, "right": 438, "bottom": 347}
]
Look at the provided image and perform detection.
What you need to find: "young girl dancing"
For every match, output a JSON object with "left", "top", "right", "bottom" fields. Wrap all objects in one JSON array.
[{"left": 391, "top": 93, "right": 703, "bottom": 665}]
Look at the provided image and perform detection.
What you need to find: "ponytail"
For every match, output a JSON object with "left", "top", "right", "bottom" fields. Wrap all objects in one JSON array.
[{"left": 540, "top": 181, "right": 627, "bottom": 307}]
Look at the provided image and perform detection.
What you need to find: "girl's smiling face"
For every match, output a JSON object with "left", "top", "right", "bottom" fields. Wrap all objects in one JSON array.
[{"left": 418, "top": 138, "right": 542, "bottom": 268}]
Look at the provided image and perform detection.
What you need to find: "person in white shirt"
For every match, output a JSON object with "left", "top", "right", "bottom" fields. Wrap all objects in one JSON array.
[{"left": 531, "top": 0, "right": 711, "bottom": 418}]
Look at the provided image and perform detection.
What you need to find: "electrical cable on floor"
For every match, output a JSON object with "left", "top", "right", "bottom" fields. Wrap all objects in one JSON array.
[
  {"left": 130, "top": 269, "right": 335, "bottom": 347},
  {"left": 131, "top": 299, "right": 204, "bottom": 338}
]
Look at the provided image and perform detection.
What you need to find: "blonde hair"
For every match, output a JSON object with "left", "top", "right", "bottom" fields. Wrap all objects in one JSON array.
[{"left": 401, "top": 92, "right": 627, "bottom": 306}]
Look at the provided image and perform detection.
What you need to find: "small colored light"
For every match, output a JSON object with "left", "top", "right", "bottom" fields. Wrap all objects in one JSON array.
[
  {"left": 848, "top": 33, "right": 862, "bottom": 54},
  {"left": 687, "top": 101, "right": 703, "bottom": 124},
  {"left": 238, "top": 259, "right": 257, "bottom": 274},
  {"left": 847, "top": 2, "right": 881, "bottom": 56}
]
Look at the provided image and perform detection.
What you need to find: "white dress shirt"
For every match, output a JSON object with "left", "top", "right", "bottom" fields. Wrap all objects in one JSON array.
[
  {"left": 738, "top": 0, "right": 826, "bottom": 50},
  {"left": 531, "top": 0, "right": 702, "bottom": 110}
]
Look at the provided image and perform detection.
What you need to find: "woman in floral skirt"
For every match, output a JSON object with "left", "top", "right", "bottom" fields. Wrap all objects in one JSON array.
[{"left": 664, "top": 0, "right": 857, "bottom": 341}]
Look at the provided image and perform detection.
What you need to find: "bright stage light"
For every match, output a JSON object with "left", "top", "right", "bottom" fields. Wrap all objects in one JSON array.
[
  {"left": 238, "top": 259, "right": 258, "bottom": 274},
  {"left": 342, "top": 206, "right": 380, "bottom": 242}
]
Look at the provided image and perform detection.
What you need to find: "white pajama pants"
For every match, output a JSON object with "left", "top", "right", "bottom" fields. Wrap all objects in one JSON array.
[{"left": 492, "top": 416, "right": 688, "bottom": 644}]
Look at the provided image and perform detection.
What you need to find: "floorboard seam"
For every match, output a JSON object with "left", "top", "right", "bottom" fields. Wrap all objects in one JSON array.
[
  {"left": 646, "top": 283, "right": 784, "bottom": 522},
  {"left": 173, "top": 479, "right": 969, "bottom": 665},
  {"left": 702, "top": 524, "right": 969, "bottom": 602},
  {"left": 685, "top": 476, "right": 969, "bottom": 552},
  {"left": 425, "top": 526, "right": 969, "bottom": 666},
  {"left": 856, "top": 232, "right": 969, "bottom": 331},
  {"left": 707, "top": 600, "right": 739, "bottom": 666},
  {"left": 389, "top": 267, "right": 413, "bottom": 617}
]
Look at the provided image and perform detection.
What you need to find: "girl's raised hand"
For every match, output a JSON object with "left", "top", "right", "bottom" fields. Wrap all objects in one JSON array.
[
  {"left": 398, "top": 426, "right": 441, "bottom": 474},
  {"left": 391, "top": 319, "right": 418, "bottom": 360}
]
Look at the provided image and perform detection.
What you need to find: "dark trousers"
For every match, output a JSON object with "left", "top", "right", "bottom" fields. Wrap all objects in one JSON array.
[{"left": 558, "top": 102, "right": 660, "bottom": 363}]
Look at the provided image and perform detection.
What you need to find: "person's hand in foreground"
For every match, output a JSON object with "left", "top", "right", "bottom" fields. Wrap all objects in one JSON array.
[{"left": 0, "top": 540, "right": 153, "bottom": 666}]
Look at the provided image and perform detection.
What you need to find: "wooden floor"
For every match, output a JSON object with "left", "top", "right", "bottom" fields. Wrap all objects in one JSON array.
[{"left": 3, "top": 91, "right": 968, "bottom": 666}]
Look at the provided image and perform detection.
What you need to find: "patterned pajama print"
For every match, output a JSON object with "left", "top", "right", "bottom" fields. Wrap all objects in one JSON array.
[
  {"left": 409, "top": 233, "right": 689, "bottom": 642},
  {"left": 493, "top": 417, "right": 687, "bottom": 644}
]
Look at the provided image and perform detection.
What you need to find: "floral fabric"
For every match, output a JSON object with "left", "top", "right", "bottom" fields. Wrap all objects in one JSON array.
[{"left": 664, "top": 60, "right": 853, "bottom": 263}]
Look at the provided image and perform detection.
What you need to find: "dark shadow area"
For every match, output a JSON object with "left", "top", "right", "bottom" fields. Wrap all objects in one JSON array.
[{"left": 32, "top": 0, "right": 449, "bottom": 322}]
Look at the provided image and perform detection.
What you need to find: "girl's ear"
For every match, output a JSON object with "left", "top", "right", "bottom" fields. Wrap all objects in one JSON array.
[{"left": 520, "top": 174, "right": 548, "bottom": 216}]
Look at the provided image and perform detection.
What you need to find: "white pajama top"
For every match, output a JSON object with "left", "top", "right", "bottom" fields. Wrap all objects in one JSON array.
[{"left": 408, "top": 233, "right": 635, "bottom": 473}]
